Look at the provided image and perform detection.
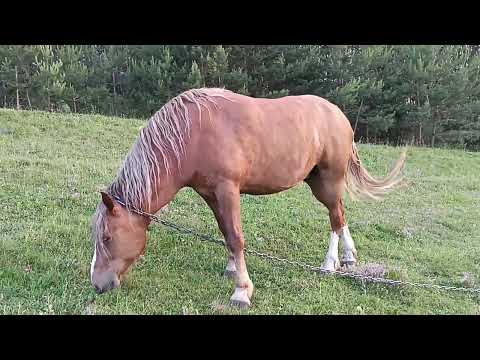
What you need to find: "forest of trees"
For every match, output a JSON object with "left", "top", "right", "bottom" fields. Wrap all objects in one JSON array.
[{"left": 1, "top": 45, "right": 480, "bottom": 149}]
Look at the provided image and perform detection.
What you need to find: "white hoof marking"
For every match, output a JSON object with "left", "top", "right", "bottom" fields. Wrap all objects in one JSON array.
[{"left": 230, "top": 287, "right": 251, "bottom": 307}]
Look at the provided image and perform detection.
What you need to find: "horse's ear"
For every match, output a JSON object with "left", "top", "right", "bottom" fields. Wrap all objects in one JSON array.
[{"left": 100, "top": 191, "right": 117, "bottom": 214}]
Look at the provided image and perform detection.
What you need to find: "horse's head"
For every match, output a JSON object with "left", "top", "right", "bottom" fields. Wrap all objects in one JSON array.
[{"left": 90, "top": 192, "right": 149, "bottom": 294}]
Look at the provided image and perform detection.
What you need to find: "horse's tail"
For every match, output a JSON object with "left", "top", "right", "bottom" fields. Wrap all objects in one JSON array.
[{"left": 345, "top": 142, "right": 407, "bottom": 201}]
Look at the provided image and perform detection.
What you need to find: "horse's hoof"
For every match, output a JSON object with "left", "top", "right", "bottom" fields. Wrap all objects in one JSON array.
[
  {"left": 341, "top": 249, "right": 357, "bottom": 268},
  {"left": 340, "top": 257, "right": 357, "bottom": 266},
  {"left": 223, "top": 270, "right": 236, "bottom": 278},
  {"left": 229, "top": 299, "right": 251, "bottom": 309},
  {"left": 230, "top": 286, "right": 252, "bottom": 308},
  {"left": 322, "top": 257, "right": 340, "bottom": 273},
  {"left": 341, "top": 260, "right": 357, "bottom": 270}
]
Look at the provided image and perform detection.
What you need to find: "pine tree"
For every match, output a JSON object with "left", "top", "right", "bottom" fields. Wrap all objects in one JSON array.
[
  {"left": 205, "top": 45, "right": 229, "bottom": 87},
  {"left": 1, "top": 45, "right": 480, "bottom": 149},
  {"left": 186, "top": 61, "right": 203, "bottom": 89}
]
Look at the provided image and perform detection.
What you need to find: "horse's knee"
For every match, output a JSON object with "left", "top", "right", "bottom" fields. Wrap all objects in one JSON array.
[{"left": 225, "top": 231, "right": 244, "bottom": 255}]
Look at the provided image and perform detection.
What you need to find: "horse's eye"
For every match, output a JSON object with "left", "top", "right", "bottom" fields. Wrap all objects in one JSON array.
[{"left": 103, "top": 236, "right": 111, "bottom": 243}]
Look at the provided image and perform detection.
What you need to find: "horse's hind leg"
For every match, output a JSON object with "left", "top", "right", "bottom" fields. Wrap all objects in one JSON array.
[
  {"left": 339, "top": 225, "right": 357, "bottom": 268},
  {"left": 305, "top": 170, "right": 358, "bottom": 270}
]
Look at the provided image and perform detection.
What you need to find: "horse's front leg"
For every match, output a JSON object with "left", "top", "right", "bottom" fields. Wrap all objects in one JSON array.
[
  {"left": 214, "top": 182, "right": 254, "bottom": 308},
  {"left": 197, "top": 191, "right": 237, "bottom": 278}
]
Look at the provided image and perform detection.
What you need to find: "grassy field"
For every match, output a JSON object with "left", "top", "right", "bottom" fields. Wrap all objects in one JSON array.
[{"left": 1, "top": 108, "right": 480, "bottom": 315}]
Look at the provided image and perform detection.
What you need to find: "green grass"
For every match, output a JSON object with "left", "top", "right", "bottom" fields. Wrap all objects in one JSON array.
[{"left": 1, "top": 108, "right": 480, "bottom": 315}]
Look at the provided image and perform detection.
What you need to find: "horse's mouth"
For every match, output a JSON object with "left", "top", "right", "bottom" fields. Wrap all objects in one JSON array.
[
  {"left": 93, "top": 272, "right": 121, "bottom": 295},
  {"left": 94, "top": 281, "right": 118, "bottom": 294}
]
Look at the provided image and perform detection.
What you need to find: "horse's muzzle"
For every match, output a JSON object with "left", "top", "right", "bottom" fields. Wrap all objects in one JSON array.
[{"left": 92, "top": 271, "right": 120, "bottom": 294}]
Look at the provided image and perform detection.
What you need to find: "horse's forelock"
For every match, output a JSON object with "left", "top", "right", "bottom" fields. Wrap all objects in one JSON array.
[{"left": 92, "top": 203, "right": 111, "bottom": 260}]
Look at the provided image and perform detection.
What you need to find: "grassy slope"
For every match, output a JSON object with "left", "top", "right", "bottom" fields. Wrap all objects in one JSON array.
[{"left": 1, "top": 108, "right": 480, "bottom": 315}]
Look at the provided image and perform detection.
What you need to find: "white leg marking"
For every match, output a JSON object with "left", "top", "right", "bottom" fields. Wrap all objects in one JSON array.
[
  {"left": 340, "top": 225, "right": 357, "bottom": 265},
  {"left": 90, "top": 246, "right": 97, "bottom": 282},
  {"left": 230, "top": 264, "right": 253, "bottom": 307},
  {"left": 322, "top": 231, "right": 340, "bottom": 271},
  {"left": 230, "top": 271, "right": 253, "bottom": 306}
]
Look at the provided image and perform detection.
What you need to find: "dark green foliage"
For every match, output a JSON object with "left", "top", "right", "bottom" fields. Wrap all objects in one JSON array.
[{"left": 1, "top": 45, "right": 479, "bottom": 149}]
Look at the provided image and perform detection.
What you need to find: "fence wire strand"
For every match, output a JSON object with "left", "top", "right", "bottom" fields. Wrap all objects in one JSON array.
[{"left": 112, "top": 195, "right": 480, "bottom": 296}]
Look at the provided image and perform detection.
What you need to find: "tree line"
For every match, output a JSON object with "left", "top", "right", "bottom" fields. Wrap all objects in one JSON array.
[{"left": 1, "top": 45, "right": 480, "bottom": 149}]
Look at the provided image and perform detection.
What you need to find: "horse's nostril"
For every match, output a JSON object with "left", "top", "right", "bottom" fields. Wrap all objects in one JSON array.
[{"left": 94, "top": 285, "right": 103, "bottom": 294}]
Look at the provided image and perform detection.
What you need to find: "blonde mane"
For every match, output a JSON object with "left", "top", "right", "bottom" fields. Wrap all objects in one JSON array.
[
  {"left": 92, "top": 88, "right": 233, "bottom": 250},
  {"left": 108, "top": 87, "right": 233, "bottom": 212}
]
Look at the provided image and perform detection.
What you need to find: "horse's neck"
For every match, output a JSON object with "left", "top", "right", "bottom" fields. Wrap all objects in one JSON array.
[
  {"left": 111, "top": 175, "right": 179, "bottom": 215},
  {"left": 146, "top": 178, "right": 181, "bottom": 214},
  {"left": 114, "top": 138, "right": 188, "bottom": 214}
]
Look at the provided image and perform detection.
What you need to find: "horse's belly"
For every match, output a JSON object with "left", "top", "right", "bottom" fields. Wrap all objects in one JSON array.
[
  {"left": 240, "top": 181, "right": 302, "bottom": 195},
  {"left": 240, "top": 148, "right": 316, "bottom": 195}
]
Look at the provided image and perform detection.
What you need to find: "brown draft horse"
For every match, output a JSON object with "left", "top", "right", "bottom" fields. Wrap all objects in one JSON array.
[{"left": 91, "top": 88, "right": 406, "bottom": 308}]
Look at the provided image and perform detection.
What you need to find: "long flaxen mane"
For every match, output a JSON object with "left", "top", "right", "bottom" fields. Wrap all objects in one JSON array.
[{"left": 92, "top": 88, "right": 234, "bottom": 250}]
